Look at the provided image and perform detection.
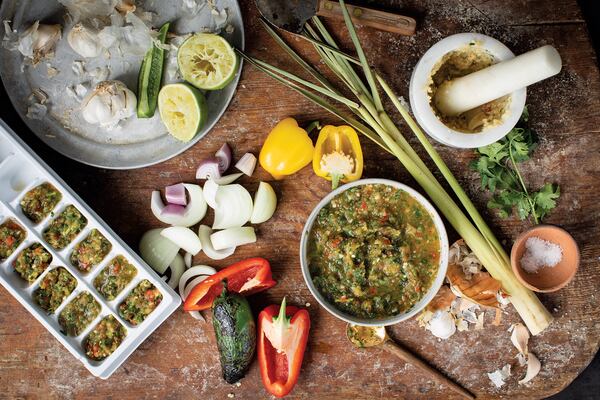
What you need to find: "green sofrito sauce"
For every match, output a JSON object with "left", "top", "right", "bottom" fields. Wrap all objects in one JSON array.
[
  {"left": 58, "top": 291, "right": 101, "bottom": 336},
  {"left": 43, "top": 205, "right": 88, "bottom": 250},
  {"left": 119, "top": 279, "right": 163, "bottom": 326},
  {"left": 33, "top": 267, "right": 77, "bottom": 313},
  {"left": 20, "top": 182, "right": 62, "bottom": 224},
  {"left": 308, "top": 184, "right": 441, "bottom": 319},
  {"left": 84, "top": 315, "right": 127, "bottom": 361}
]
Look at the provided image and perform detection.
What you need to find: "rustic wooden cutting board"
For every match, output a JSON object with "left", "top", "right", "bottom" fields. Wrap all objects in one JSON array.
[{"left": 1, "top": 0, "right": 599, "bottom": 398}]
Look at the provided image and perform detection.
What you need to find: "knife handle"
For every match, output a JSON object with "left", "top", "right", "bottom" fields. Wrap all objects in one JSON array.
[{"left": 316, "top": 0, "right": 416, "bottom": 36}]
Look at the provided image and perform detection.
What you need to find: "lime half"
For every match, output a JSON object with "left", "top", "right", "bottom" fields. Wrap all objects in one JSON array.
[
  {"left": 177, "top": 33, "right": 238, "bottom": 90},
  {"left": 158, "top": 83, "right": 207, "bottom": 142}
]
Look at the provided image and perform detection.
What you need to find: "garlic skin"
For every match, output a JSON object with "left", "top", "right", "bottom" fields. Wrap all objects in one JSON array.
[
  {"left": 81, "top": 80, "right": 136, "bottom": 128},
  {"left": 67, "top": 23, "right": 103, "bottom": 58},
  {"left": 428, "top": 310, "right": 456, "bottom": 339},
  {"left": 18, "top": 21, "right": 62, "bottom": 64}
]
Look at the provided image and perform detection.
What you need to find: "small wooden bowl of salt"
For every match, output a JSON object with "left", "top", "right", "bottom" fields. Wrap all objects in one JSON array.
[{"left": 511, "top": 225, "right": 580, "bottom": 293}]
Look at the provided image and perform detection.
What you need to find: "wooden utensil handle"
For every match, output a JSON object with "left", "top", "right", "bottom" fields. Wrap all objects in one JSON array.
[
  {"left": 316, "top": 0, "right": 416, "bottom": 36},
  {"left": 381, "top": 341, "right": 476, "bottom": 399}
]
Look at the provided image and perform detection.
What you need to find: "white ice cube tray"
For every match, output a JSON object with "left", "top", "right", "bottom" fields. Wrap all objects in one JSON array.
[{"left": 0, "top": 119, "right": 181, "bottom": 379}]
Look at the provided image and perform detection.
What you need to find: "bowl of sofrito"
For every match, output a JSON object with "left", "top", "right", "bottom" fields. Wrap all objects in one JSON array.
[{"left": 300, "top": 179, "right": 449, "bottom": 326}]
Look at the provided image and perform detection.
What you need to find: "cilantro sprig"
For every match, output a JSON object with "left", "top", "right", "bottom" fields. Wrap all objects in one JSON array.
[{"left": 471, "top": 108, "right": 560, "bottom": 224}]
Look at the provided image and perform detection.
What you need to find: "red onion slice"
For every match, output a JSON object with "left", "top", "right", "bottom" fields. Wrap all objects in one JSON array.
[
  {"left": 161, "top": 203, "right": 187, "bottom": 216},
  {"left": 165, "top": 183, "right": 187, "bottom": 206},
  {"left": 196, "top": 157, "right": 222, "bottom": 180},
  {"left": 235, "top": 153, "right": 257, "bottom": 176},
  {"left": 215, "top": 143, "right": 232, "bottom": 173}
]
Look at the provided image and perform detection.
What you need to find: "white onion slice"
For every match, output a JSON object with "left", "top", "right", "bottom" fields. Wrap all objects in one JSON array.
[
  {"left": 151, "top": 184, "right": 207, "bottom": 227},
  {"left": 178, "top": 265, "right": 218, "bottom": 295},
  {"left": 167, "top": 253, "right": 185, "bottom": 289},
  {"left": 211, "top": 227, "right": 256, "bottom": 250},
  {"left": 250, "top": 181, "right": 277, "bottom": 224},
  {"left": 213, "top": 173, "right": 243, "bottom": 185},
  {"left": 213, "top": 184, "right": 253, "bottom": 229},
  {"left": 161, "top": 227, "right": 202, "bottom": 255},
  {"left": 203, "top": 179, "right": 219, "bottom": 209},
  {"left": 179, "top": 266, "right": 217, "bottom": 322},
  {"left": 184, "top": 252, "right": 192, "bottom": 269},
  {"left": 235, "top": 153, "right": 257, "bottom": 176},
  {"left": 198, "top": 225, "right": 236, "bottom": 260},
  {"left": 139, "top": 229, "right": 180, "bottom": 274}
]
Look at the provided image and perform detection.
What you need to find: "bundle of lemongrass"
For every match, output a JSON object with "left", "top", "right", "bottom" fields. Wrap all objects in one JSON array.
[{"left": 239, "top": 0, "right": 552, "bottom": 335}]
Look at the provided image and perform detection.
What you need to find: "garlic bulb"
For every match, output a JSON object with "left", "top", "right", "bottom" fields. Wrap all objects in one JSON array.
[
  {"left": 18, "top": 21, "right": 62, "bottom": 64},
  {"left": 81, "top": 80, "right": 136, "bottom": 128},
  {"left": 67, "top": 23, "right": 103, "bottom": 58},
  {"left": 428, "top": 310, "right": 456, "bottom": 339}
]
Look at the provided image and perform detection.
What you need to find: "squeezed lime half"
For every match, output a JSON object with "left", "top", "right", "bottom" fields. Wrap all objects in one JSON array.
[
  {"left": 177, "top": 33, "right": 238, "bottom": 90},
  {"left": 158, "top": 83, "right": 207, "bottom": 142}
]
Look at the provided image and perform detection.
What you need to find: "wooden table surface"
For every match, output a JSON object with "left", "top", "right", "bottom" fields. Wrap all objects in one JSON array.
[{"left": 1, "top": 0, "right": 600, "bottom": 399}]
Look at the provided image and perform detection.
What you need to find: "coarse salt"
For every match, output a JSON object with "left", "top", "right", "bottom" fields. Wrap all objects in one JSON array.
[{"left": 520, "top": 236, "right": 563, "bottom": 273}]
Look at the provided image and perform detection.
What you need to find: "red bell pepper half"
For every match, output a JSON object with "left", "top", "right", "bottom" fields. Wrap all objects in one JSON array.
[
  {"left": 183, "top": 257, "right": 276, "bottom": 311},
  {"left": 258, "top": 298, "right": 310, "bottom": 398}
]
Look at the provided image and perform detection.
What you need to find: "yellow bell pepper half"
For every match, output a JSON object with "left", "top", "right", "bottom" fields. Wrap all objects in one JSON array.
[
  {"left": 313, "top": 125, "right": 363, "bottom": 189},
  {"left": 259, "top": 117, "right": 315, "bottom": 180}
]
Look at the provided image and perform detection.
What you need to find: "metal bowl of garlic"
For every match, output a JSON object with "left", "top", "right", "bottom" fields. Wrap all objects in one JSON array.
[{"left": 409, "top": 33, "right": 526, "bottom": 149}]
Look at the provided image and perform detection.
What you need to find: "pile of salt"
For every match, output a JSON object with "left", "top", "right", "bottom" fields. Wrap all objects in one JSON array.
[{"left": 520, "top": 236, "right": 563, "bottom": 273}]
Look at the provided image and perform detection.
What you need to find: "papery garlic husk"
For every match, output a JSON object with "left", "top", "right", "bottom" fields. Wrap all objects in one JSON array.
[
  {"left": 81, "top": 80, "right": 136, "bottom": 128},
  {"left": 115, "top": 0, "right": 136, "bottom": 14},
  {"left": 67, "top": 22, "right": 103, "bottom": 57},
  {"left": 518, "top": 353, "right": 541, "bottom": 384},
  {"left": 18, "top": 21, "right": 62, "bottom": 64},
  {"left": 510, "top": 323, "right": 530, "bottom": 355},
  {"left": 58, "top": 0, "right": 119, "bottom": 21},
  {"left": 427, "top": 310, "right": 456, "bottom": 339}
]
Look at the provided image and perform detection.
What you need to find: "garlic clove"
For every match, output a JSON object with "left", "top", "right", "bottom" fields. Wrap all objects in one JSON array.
[
  {"left": 18, "top": 21, "right": 62, "bottom": 64},
  {"left": 67, "top": 22, "right": 103, "bottom": 58},
  {"left": 81, "top": 80, "right": 136, "bottom": 128}
]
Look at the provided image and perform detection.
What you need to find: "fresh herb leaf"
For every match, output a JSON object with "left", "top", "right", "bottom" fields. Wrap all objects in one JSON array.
[{"left": 471, "top": 108, "right": 559, "bottom": 224}]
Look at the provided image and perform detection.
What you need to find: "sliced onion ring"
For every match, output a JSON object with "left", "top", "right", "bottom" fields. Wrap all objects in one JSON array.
[
  {"left": 213, "top": 173, "right": 243, "bottom": 185},
  {"left": 235, "top": 153, "right": 257, "bottom": 176},
  {"left": 198, "top": 225, "right": 236, "bottom": 260},
  {"left": 250, "top": 181, "right": 277, "bottom": 224},
  {"left": 161, "top": 226, "right": 202, "bottom": 255},
  {"left": 167, "top": 253, "right": 185, "bottom": 289},
  {"left": 215, "top": 143, "right": 232, "bottom": 173},
  {"left": 151, "top": 184, "right": 207, "bottom": 227},
  {"left": 211, "top": 227, "right": 256, "bottom": 250},
  {"left": 178, "top": 265, "right": 218, "bottom": 295},
  {"left": 213, "top": 184, "right": 253, "bottom": 229},
  {"left": 203, "top": 179, "right": 219, "bottom": 209},
  {"left": 184, "top": 252, "right": 192, "bottom": 269},
  {"left": 139, "top": 229, "right": 180, "bottom": 274},
  {"left": 179, "top": 266, "right": 217, "bottom": 321},
  {"left": 165, "top": 183, "right": 187, "bottom": 206}
]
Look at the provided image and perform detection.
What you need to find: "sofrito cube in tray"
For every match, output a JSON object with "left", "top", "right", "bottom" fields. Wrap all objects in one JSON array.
[
  {"left": 0, "top": 120, "right": 181, "bottom": 379},
  {"left": 0, "top": 218, "right": 26, "bottom": 260}
]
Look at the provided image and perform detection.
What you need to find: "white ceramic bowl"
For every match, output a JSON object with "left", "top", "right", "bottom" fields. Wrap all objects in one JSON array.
[
  {"left": 299, "top": 179, "right": 449, "bottom": 327},
  {"left": 409, "top": 33, "right": 527, "bottom": 149}
]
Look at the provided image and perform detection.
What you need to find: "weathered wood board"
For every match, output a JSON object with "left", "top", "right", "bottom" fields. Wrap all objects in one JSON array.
[{"left": 1, "top": 0, "right": 599, "bottom": 399}]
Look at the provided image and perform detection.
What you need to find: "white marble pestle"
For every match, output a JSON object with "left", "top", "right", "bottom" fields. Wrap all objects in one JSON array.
[{"left": 434, "top": 45, "right": 563, "bottom": 117}]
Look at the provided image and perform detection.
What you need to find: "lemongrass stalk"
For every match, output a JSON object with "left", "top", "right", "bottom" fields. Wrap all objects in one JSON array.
[
  {"left": 309, "top": 17, "right": 373, "bottom": 102},
  {"left": 247, "top": 56, "right": 360, "bottom": 109},
  {"left": 259, "top": 18, "right": 338, "bottom": 94},
  {"left": 338, "top": 0, "right": 384, "bottom": 111},
  {"left": 336, "top": 2, "right": 551, "bottom": 334}
]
